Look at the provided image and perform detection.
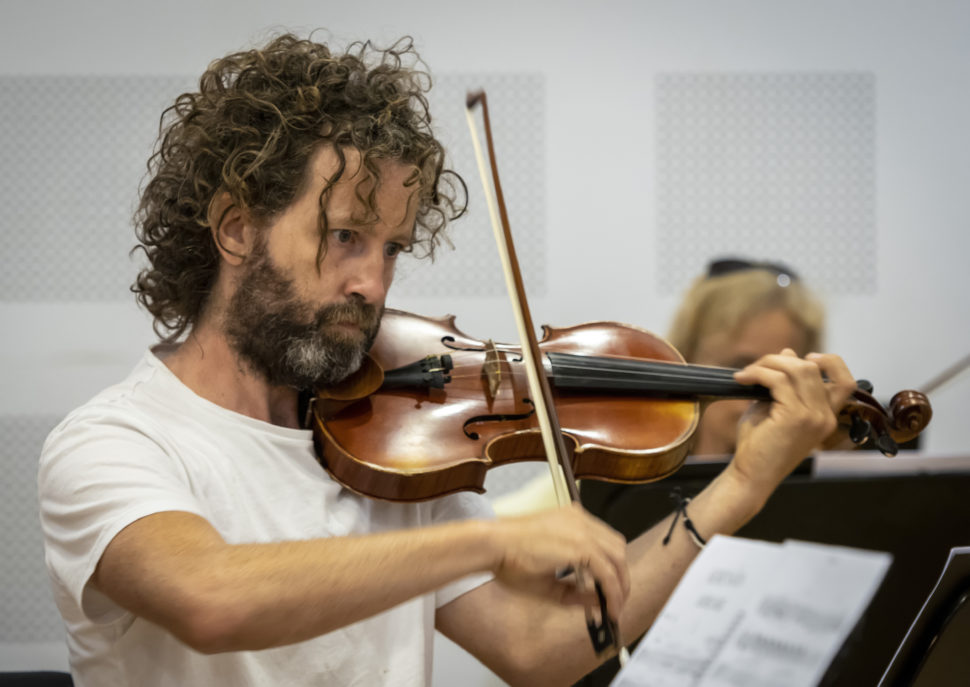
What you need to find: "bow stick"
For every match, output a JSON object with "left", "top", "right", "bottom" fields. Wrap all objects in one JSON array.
[{"left": 464, "top": 90, "right": 628, "bottom": 663}]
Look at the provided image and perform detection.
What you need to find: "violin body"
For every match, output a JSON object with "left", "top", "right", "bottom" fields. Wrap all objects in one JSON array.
[
  {"left": 310, "top": 309, "right": 933, "bottom": 502},
  {"left": 312, "top": 309, "right": 700, "bottom": 502}
]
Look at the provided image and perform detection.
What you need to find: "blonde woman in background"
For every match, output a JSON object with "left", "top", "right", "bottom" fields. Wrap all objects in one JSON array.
[
  {"left": 493, "top": 257, "right": 825, "bottom": 515},
  {"left": 668, "top": 257, "right": 824, "bottom": 456}
]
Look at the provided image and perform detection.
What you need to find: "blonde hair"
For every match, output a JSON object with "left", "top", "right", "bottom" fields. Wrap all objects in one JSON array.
[{"left": 667, "top": 268, "right": 824, "bottom": 363}]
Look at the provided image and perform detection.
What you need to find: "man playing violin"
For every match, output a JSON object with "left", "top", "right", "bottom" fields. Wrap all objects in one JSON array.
[{"left": 38, "top": 33, "right": 858, "bottom": 686}]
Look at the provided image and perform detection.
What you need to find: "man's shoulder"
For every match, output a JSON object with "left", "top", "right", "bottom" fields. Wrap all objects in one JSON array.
[{"left": 42, "top": 351, "right": 170, "bottom": 454}]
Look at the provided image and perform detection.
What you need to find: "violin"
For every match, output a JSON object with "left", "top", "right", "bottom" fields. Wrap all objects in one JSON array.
[{"left": 309, "top": 308, "right": 933, "bottom": 503}]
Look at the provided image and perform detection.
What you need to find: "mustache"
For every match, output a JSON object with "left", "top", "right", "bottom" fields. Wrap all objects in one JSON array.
[{"left": 312, "top": 299, "right": 381, "bottom": 331}]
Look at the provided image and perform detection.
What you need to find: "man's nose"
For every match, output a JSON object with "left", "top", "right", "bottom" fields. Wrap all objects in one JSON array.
[{"left": 345, "top": 250, "right": 388, "bottom": 305}]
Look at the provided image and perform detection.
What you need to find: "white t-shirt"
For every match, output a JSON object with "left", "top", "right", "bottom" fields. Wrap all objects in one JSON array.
[{"left": 38, "top": 349, "right": 493, "bottom": 687}]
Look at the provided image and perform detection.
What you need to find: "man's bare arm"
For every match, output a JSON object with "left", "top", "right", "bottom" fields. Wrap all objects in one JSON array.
[
  {"left": 93, "top": 511, "right": 497, "bottom": 653},
  {"left": 93, "top": 500, "right": 627, "bottom": 655}
]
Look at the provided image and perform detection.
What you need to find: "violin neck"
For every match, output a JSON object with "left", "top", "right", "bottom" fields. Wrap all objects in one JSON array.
[{"left": 546, "top": 352, "right": 771, "bottom": 400}]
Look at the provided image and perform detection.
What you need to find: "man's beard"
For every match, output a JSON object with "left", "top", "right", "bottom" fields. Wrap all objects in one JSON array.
[{"left": 224, "top": 252, "right": 382, "bottom": 390}]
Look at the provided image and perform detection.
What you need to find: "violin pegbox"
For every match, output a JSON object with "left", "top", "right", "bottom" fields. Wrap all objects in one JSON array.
[{"left": 838, "top": 381, "right": 932, "bottom": 457}]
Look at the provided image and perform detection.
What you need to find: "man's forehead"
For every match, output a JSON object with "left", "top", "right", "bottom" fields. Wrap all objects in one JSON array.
[{"left": 308, "top": 147, "right": 419, "bottom": 230}]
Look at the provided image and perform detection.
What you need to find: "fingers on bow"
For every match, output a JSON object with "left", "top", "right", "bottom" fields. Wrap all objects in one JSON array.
[{"left": 559, "top": 506, "right": 631, "bottom": 620}]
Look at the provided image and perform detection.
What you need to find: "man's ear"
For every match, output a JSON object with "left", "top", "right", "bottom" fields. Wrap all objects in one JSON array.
[{"left": 208, "top": 191, "right": 256, "bottom": 266}]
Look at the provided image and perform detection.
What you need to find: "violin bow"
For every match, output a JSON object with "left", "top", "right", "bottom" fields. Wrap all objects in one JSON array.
[
  {"left": 464, "top": 90, "right": 628, "bottom": 664},
  {"left": 920, "top": 351, "right": 970, "bottom": 396}
]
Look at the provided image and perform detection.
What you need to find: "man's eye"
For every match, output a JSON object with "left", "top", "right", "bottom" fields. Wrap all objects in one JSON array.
[
  {"left": 384, "top": 243, "right": 405, "bottom": 258},
  {"left": 333, "top": 229, "right": 354, "bottom": 244}
]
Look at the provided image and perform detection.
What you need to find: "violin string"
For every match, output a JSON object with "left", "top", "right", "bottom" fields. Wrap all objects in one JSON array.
[
  {"left": 551, "top": 357, "right": 739, "bottom": 380},
  {"left": 439, "top": 357, "right": 741, "bottom": 385},
  {"left": 439, "top": 350, "right": 740, "bottom": 378},
  {"left": 407, "top": 353, "right": 751, "bottom": 399},
  {"left": 438, "top": 368, "right": 716, "bottom": 385}
]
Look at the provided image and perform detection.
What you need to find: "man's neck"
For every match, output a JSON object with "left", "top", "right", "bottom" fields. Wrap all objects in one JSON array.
[{"left": 161, "top": 324, "right": 301, "bottom": 429}]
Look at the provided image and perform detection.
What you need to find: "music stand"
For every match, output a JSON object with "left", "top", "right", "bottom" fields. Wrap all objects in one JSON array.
[{"left": 880, "top": 546, "right": 970, "bottom": 686}]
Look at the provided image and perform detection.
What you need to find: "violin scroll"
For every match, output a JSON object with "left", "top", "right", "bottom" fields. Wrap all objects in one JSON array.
[
  {"left": 837, "top": 384, "right": 932, "bottom": 456},
  {"left": 888, "top": 389, "right": 933, "bottom": 442}
]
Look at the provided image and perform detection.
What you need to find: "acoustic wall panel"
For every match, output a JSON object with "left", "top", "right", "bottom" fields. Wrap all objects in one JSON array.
[
  {"left": 656, "top": 73, "right": 876, "bottom": 295},
  {"left": 0, "top": 76, "right": 195, "bottom": 301}
]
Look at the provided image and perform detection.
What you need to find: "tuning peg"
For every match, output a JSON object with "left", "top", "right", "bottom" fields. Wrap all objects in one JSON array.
[
  {"left": 873, "top": 433, "right": 899, "bottom": 457},
  {"left": 856, "top": 379, "right": 874, "bottom": 394},
  {"left": 849, "top": 415, "right": 872, "bottom": 445}
]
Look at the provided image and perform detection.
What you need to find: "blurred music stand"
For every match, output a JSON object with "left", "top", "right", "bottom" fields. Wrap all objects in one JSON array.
[{"left": 879, "top": 546, "right": 970, "bottom": 686}]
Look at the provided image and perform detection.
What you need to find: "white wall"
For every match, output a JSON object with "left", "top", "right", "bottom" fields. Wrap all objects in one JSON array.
[{"left": 2, "top": 0, "right": 968, "bottom": 681}]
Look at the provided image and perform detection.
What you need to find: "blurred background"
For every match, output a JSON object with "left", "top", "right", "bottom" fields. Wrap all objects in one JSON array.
[{"left": 2, "top": 1, "right": 968, "bottom": 683}]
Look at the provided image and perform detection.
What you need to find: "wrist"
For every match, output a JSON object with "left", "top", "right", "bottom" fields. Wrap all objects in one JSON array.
[{"left": 702, "top": 463, "right": 773, "bottom": 531}]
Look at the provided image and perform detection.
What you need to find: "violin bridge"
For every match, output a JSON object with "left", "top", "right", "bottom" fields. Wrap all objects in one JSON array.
[{"left": 483, "top": 339, "right": 502, "bottom": 400}]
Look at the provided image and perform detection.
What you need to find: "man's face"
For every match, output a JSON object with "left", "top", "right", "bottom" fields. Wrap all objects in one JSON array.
[{"left": 224, "top": 147, "right": 418, "bottom": 389}]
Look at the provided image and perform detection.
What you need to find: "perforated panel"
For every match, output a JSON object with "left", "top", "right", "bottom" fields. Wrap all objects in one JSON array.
[
  {"left": 656, "top": 73, "right": 876, "bottom": 295},
  {"left": 0, "top": 73, "right": 545, "bottom": 302},
  {"left": 0, "top": 415, "right": 64, "bottom": 641},
  {"left": 0, "top": 76, "right": 195, "bottom": 301}
]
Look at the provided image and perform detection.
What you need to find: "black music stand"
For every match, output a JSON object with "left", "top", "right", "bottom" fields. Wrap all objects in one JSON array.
[{"left": 880, "top": 546, "right": 970, "bottom": 686}]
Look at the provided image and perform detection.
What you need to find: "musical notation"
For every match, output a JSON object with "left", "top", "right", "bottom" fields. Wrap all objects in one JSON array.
[{"left": 612, "top": 536, "right": 890, "bottom": 687}]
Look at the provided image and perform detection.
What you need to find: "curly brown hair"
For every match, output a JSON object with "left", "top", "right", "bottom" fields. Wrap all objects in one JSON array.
[{"left": 132, "top": 33, "right": 466, "bottom": 342}]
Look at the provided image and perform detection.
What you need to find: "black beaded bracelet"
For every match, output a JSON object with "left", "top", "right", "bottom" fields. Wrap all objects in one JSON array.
[{"left": 662, "top": 487, "right": 707, "bottom": 549}]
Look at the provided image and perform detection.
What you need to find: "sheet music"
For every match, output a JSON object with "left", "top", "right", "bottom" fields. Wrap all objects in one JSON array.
[
  {"left": 612, "top": 536, "right": 891, "bottom": 687},
  {"left": 610, "top": 536, "right": 777, "bottom": 687}
]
